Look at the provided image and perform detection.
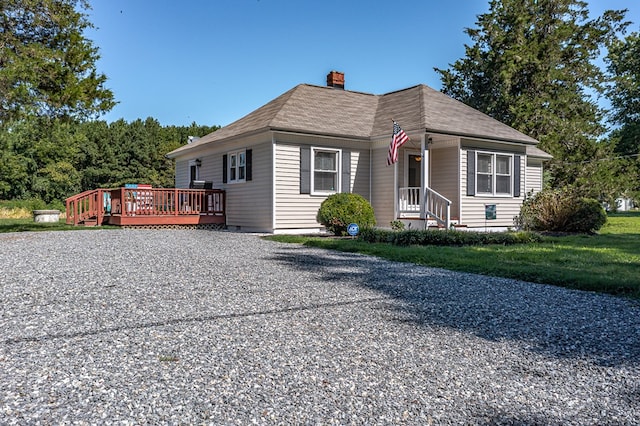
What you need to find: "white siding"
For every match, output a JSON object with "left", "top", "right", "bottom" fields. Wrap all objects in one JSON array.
[
  {"left": 173, "top": 135, "right": 273, "bottom": 232},
  {"left": 526, "top": 158, "right": 544, "bottom": 195},
  {"left": 460, "top": 148, "right": 525, "bottom": 228},
  {"left": 224, "top": 141, "right": 273, "bottom": 231},
  {"left": 175, "top": 161, "right": 189, "bottom": 189},
  {"left": 370, "top": 145, "right": 395, "bottom": 227},
  {"left": 429, "top": 146, "right": 460, "bottom": 218},
  {"left": 274, "top": 140, "right": 371, "bottom": 231}
]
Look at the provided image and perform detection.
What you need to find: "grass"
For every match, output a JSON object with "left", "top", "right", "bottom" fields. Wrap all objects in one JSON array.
[
  {"left": 0, "top": 218, "right": 117, "bottom": 233},
  {"left": 266, "top": 212, "right": 640, "bottom": 299}
]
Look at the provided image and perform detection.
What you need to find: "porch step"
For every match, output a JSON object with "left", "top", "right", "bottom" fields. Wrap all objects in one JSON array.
[
  {"left": 82, "top": 219, "right": 98, "bottom": 227},
  {"left": 399, "top": 217, "right": 461, "bottom": 230}
]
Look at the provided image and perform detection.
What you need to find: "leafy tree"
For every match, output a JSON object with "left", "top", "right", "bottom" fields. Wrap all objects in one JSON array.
[
  {"left": 0, "top": 0, "right": 115, "bottom": 124},
  {"left": 607, "top": 32, "right": 640, "bottom": 127},
  {"left": 435, "top": 0, "right": 628, "bottom": 200},
  {"left": 606, "top": 31, "right": 640, "bottom": 200}
]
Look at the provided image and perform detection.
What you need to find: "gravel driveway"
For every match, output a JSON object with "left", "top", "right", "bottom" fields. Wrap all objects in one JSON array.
[{"left": 1, "top": 229, "right": 639, "bottom": 424}]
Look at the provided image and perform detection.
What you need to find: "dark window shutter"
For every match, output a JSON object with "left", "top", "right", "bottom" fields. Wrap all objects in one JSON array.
[
  {"left": 466, "top": 150, "right": 476, "bottom": 196},
  {"left": 300, "top": 147, "right": 310, "bottom": 194},
  {"left": 222, "top": 154, "right": 228, "bottom": 184},
  {"left": 513, "top": 155, "right": 521, "bottom": 197},
  {"left": 246, "top": 149, "right": 252, "bottom": 181},
  {"left": 341, "top": 150, "right": 351, "bottom": 193}
]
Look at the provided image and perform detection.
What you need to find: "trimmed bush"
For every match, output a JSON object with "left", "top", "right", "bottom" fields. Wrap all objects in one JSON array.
[
  {"left": 316, "top": 193, "right": 376, "bottom": 236},
  {"left": 565, "top": 198, "right": 607, "bottom": 233},
  {"left": 515, "top": 188, "right": 607, "bottom": 233},
  {"left": 358, "top": 228, "right": 543, "bottom": 246}
]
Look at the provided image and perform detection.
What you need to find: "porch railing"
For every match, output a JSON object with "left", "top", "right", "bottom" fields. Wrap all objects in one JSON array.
[
  {"left": 398, "top": 186, "right": 452, "bottom": 229},
  {"left": 424, "top": 187, "right": 451, "bottom": 229},
  {"left": 398, "top": 187, "right": 421, "bottom": 214}
]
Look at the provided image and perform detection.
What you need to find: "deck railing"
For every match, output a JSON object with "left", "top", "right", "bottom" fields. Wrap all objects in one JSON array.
[
  {"left": 66, "top": 187, "right": 225, "bottom": 225},
  {"left": 110, "top": 188, "right": 225, "bottom": 217}
]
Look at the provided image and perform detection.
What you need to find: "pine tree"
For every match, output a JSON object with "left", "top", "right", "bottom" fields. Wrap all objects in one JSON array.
[
  {"left": 606, "top": 31, "right": 640, "bottom": 200},
  {"left": 0, "top": 0, "right": 115, "bottom": 124},
  {"left": 435, "top": 0, "right": 628, "bottom": 198}
]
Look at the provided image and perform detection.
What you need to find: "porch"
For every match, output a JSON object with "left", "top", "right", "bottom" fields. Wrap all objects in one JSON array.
[
  {"left": 65, "top": 187, "right": 225, "bottom": 227},
  {"left": 397, "top": 186, "right": 452, "bottom": 228}
]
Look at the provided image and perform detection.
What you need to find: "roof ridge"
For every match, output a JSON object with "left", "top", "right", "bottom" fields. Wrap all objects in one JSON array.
[{"left": 299, "top": 83, "right": 377, "bottom": 97}]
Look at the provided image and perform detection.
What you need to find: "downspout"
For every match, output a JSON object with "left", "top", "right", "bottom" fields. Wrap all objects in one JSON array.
[
  {"left": 458, "top": 138, "right": 463, "bottom": 225},
  {"left": 393, "top": 160, "right": 398, "bottom": 221},
  {"left": 420, "top": 134, "right": 426, "bottom": 220},
  {"left": 523, "top": 154, "right": 527, "bottom": 199},
  {"left": 369, "top": 147, "right": 372, "bottom": 202},
  {"left": 272, "top": 133, "right": 277, "bottom": 232}
]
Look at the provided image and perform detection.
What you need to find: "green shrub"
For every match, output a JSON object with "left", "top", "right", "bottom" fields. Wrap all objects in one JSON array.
[
  {"left": 358, "top": 228, "right": 543, "bottom": 246},
  {"left": 515, "top": 188, "right": 607, "bottom": 233},
  {"left": 316, "top": 193, "right": 376, "bottom": 236},
  {"left": 565, "top": 198, "right": 607, "bottom": 233},
  {"left": 0, "top": 197, "right": 48, "bottom": 211}
]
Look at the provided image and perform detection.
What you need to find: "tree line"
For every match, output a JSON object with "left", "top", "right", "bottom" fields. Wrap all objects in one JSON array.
[
  {"left": 1, "top": 0, "right": 640, "bottom": 208},
  {"left": 0, "top": 118, "right": 218, "bottom": 203}
]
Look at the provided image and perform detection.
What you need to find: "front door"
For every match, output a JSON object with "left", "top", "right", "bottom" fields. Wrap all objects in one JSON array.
[
  {"left": 397, "top": 152, "right": 423, "bottom": 217},
  {"left": 405, "top": 153, "right": 422, "bottom": 209},
  {"left": 407, "top": 154, "right": 421, "bottom": 189}
]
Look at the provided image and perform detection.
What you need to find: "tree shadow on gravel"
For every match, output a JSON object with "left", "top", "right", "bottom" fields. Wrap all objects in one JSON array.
[{"left": 268, "top": 246, "right": 640, "bottom": 368}]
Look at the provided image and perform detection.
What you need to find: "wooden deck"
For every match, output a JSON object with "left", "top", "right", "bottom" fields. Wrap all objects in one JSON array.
[{"left": 66, "top": 187, "right": 225, "bottom": 227}]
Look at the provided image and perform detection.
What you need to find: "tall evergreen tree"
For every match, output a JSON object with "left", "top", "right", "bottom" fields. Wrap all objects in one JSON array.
[
  {"left": 606, "top": 31, "right": 640, "bottom": 199},
  {"left": 0, "top": 0, "right": 115, "bottom": 124},
  {"left": 435, "top": 0, "right": 628, "bottom": 199}
]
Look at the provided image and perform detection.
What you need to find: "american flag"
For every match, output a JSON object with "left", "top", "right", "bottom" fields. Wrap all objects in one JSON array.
[{"left": 387, "top": 121, "right": 409, "bottom": 165}]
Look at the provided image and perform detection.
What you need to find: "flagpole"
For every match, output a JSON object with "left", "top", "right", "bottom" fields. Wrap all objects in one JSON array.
[
  {"left": 394, "top": 156, "right": 398, "bottom": 222},
  {"left": 392, "top": 118, "right": 397, "bottom": 221}
]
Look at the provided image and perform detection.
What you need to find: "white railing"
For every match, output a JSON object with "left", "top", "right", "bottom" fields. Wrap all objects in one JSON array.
[
  {"left": 398, "top": 187, "right": 421, "bottom": 214},
  {"left": 425, "top": 187, "right": 451, "bottom": 229}
]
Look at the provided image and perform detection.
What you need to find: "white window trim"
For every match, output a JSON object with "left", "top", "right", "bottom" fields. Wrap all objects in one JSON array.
[
  {"left": 310, "top": 147, "right": 341, "bottom": 196},
  {"left": 476, "top": 151, "right": 513, "bottom": 197},
  {"left": 227, "top": 149, "right": 246, "bottom": 184}
]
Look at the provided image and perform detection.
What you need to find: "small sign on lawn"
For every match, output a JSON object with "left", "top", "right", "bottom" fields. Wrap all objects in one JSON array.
[{"left": 347, "top": 223, "right": 360, "bottom": 236}]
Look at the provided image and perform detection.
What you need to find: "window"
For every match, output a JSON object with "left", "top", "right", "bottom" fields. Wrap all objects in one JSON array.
[
  {"left": 311, "top": 147, "right": 340, "bottom": 195},
  {"left": 476, "top": 152, "right": 512, "bottom": 196},
  {"left": 477, "top": 153, "right": 493, "bottom": 194},
  {"left": 228, "top": 150, "right": 246, "bottom": 183},
  {"left": 495, "top": 155, "right": 511, "bottom": 194}
]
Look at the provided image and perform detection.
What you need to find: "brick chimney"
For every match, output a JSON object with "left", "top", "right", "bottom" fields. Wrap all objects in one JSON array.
[{"left": 326, "top": 71, "right": 345, "bottom": 89}]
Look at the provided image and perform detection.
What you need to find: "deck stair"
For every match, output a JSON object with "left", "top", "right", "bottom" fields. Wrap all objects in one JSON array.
[{"left": 65, "top": 189, "right": 109, "bottom": 227}]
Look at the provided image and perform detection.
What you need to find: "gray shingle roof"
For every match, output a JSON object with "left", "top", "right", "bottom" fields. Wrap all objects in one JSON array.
[{"left": 168, "top": 83, "right": 540, "bottom": 157}]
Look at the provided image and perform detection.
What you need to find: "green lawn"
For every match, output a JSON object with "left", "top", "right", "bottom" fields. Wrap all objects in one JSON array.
[
  {"left": 0, "top": 218, "right": 116, "bottom": 233},
  {"left": 266, "top": 212, "right": 640, "bottom": 299}
]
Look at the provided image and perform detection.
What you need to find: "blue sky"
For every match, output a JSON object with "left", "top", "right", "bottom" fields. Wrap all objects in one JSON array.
[{"left": 86, "top": 0, "right": 640, "bottom": 127}]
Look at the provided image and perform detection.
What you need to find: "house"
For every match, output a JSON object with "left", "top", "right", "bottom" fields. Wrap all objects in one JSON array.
[{"left": 166, "top": 71, "right": 552, "bottom": 233}]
